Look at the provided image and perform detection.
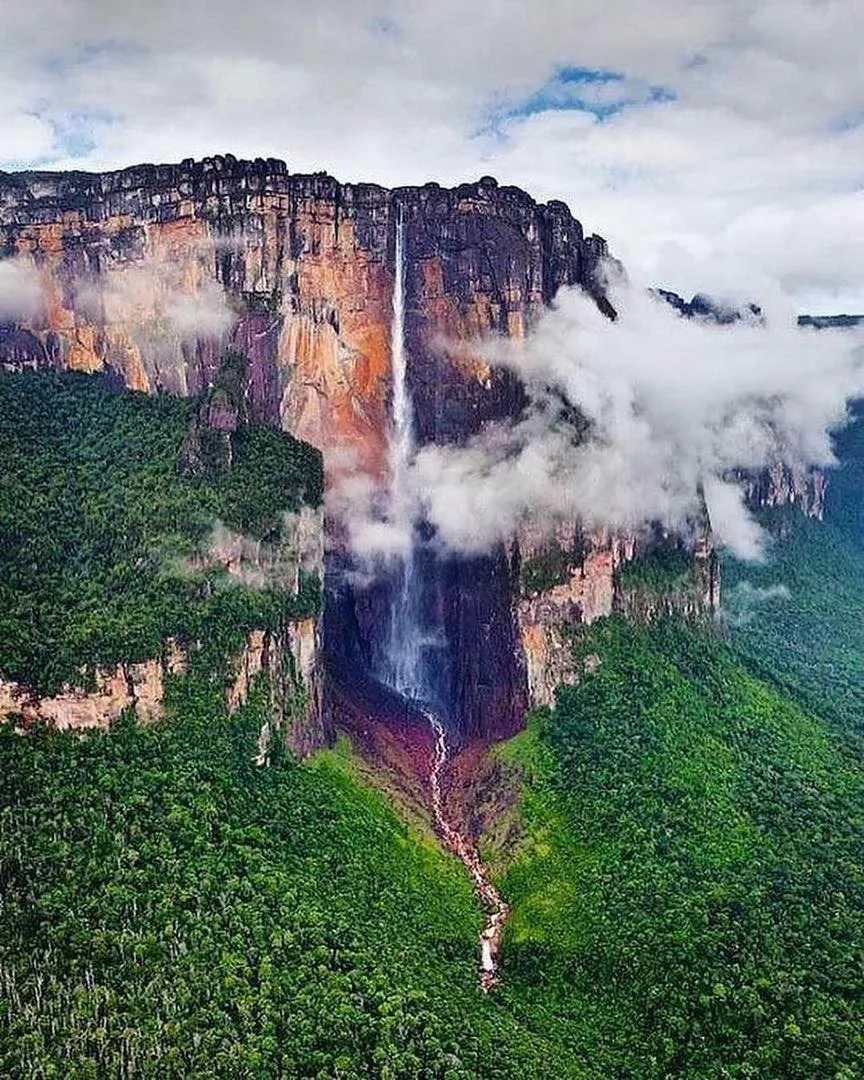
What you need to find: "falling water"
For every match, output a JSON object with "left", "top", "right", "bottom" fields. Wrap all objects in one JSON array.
[
  {"left": 386, "top": 207, "right": 424, "bottom": 698},
  {"left": 385, "top": 204, "right": 509, "bottom": 989}
]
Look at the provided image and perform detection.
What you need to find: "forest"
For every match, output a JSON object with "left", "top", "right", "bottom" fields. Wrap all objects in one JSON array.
[
  {"left": 0, "top": 371, "right": 323, "bottom": 695},
  {"left": 722, "top": 407, "right": 864, "bottom": 737},
  {"left": 1, "top": 373, "right": 862, "bottom": 1077},
  {"left": 494, "top": 618, "right": 862, "bottom": 1079}
]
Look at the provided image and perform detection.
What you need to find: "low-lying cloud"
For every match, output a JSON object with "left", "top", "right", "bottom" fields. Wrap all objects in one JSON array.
[
  {"left": 78, "top": 264, "right": 235, "bottom": 341},
  {"left": 722, "top": 581, "right": 792, "bottom": 627},
  {"left": 339, "top": 279, "right": 864, "bottom": 561},
  {"left": 174, "top": 510, "right": 322, "bottom": 593},
  {"left": 0, "top": 258, "right": 44, "bottom": 320}
]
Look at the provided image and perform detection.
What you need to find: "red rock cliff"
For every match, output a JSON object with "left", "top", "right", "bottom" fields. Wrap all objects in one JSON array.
[{"left": 0, "top": 155, "right": 618, "bottom": 738}]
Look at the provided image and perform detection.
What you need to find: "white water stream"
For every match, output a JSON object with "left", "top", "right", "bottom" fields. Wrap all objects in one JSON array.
[
  {"left": 386, "top": 204, "right": 509, "bottom": 989},
  {"left": 427, "top": 714, "right": 510, "bottom": 991}
]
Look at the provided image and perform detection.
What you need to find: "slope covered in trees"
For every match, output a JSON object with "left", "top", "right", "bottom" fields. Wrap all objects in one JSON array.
[
  {"left": 0, "top": 372, "right": 583, "bottom": 1079},
  {"left": 493, "top": 618, "right": 862, "bottom": 1079},
  {"left": 0, "top": 371, "right": 322, "bottom": 695},
  {"left": 1, "top": 373, "right": 861, "bottom": 1078},
  {"left": 723, "top": 409, "right": 864, "bottom": 736},
  {"left": 1, "top": 660, "right": 592, "bottom": 1079}
]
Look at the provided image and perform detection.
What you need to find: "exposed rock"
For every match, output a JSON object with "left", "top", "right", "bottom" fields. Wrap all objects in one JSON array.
[
  {"left": 0, "top": 157, "right": 616, "bottom": 481},
  {"left": 0, "top": 643, "right": 186, "bottom": 730},
  {"left": 228, "top": 622, "right": 326, "bottom": 761},
  {"left": 798, "top": 314, "right": 864, "bottom": 329},
  {"left": 737, "top": 463, "right": 827, "bottom": 521},
  {"left": 516, "top": 528, "right": 635, "bottom": 706},
  {"left": 654, "top": 288, "right": 763, "bottom": 324},
  {"left": 0, "top": 156, "right": 618, "bottom": 740},
  {"left": 1, "top": 622, "right": 325, "bottom": 753}
]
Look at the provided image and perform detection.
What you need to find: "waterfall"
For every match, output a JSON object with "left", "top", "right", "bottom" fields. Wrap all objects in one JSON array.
[
  {"left": 385, "top": 207, "right": 424, "bottom": 700},
  {"left": 384, "top": 203, "right": 510, "bottom": 990}
]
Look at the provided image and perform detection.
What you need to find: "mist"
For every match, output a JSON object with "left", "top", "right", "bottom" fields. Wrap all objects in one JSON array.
[
  {"left": 722, "top": 582, "right": 792, "bottom": 627},
  {"left": 0, "top": 258, "right": 44, "bottom": 320},
  {"left": 339, "top": 278, "right": 864, "bottom": 561}
]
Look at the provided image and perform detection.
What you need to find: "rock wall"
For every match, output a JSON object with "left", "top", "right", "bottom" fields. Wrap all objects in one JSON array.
[
  {"left": 0, "top": 645, "right": 185, "bottom": 730},
  {"left": 1, "top": 623, "right": 324, "bottom": 754},
  {"left": 229, "top": 620, "right": 327, "bottom": 761},
  {"left": 515, "top": 526, "right": 636, "bottom": 706},
  {"left": 0, "top": 157, "right": 614, "bottom": 477},
  {"left": 0, "top": 157, "right": 622, "bottom": 740},
  {"left": 738, "top": 464, "right": 826, "bottom": 521}
]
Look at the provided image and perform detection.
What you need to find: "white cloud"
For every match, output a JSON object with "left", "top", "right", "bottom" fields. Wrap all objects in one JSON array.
[
  {"left": 0, "top": 1, "right": 861, "bottom": 312},
  {"left": 722, "top": 580, "right": 792, "bottom": 626},
  {"left": 82, "top": 263, "right": 235, "bottom": 341},
  {"left": 0, "top": 259, "right": 44, "bottom": 320},
  {"left": 341, "top": 281, "right": 864, "bottom": 560}
]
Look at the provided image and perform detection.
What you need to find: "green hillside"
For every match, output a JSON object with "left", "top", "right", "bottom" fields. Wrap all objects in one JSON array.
[
  {"left": 1, "top": 373, "right": 861, "bottom": 1078},
  {"left": 493, "top": 618, "right": 862, "bottom": 1079},
  {"left": 0, "top": 371, "right": 323, "bottom": 696},
  {"left": 1, "top": 664, "right": 587, "bottom": 1079},
  {"left": 722, "top": 413, "right": 864, "bottom": 735}
]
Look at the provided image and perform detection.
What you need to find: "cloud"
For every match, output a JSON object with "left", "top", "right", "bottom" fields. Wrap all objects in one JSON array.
[
  {"left": 702, "top": 480, "right": 766, "bottom": 561},
  {"left": 0, "top": 2, "right": 861, "bottom": 311},
  {"left": 722, "top": 580, "right": 792, "bottom": 626},
  {"left": 174, "top": 511, "right": 321, "bottom": 592},
  {"left": 0, "top": 259, "right": 44, "bottom": 320},
  {"left": 82, "top": 263, "right": 234, "bottom": 341},
  {"left": 163, "top": 280, "right": 236, "bottom": 340},
  {"left": 340, "top": 280, "right": 864, "bottom": 560}
]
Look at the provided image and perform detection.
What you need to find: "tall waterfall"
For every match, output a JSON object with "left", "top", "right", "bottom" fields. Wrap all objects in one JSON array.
[
  {"left": 385, "top": 207, "right": 424, "bottom": 700},
  {"left": 384, "top": 204, "right": 510, "bottom": 990}
]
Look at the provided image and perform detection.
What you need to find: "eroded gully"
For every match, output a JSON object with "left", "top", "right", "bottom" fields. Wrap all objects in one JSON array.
[{"left": 426, "top": 713, "right": 510, "bottom": 991}]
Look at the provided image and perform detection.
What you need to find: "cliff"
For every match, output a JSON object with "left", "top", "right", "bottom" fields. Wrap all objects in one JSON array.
[
  {"left": 738, "top": 463, "right": 827, "bottom": 521},
  {"left": 0, "top": 155, "right": 657, "bottom": 738},
  {"left": 0, "top": 156, "right": 614, "bottom": 474}
]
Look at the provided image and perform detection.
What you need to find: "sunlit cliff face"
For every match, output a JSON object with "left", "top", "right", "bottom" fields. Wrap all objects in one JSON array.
[{"left": 4, "top": 157, "right": 856, "bottom": 739}]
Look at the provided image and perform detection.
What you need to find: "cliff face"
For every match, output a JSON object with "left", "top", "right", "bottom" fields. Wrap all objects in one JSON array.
[
  {"left": 0, "top": 155, "right": 633, "bottom": 739},
  {"left": 0, "top": 158, "right": 611, "bottom": 473},
  {"left": 738, "top": 464, "right": 826, "bottom": 521},
  {"left": 0, "top": 645, "right": 185, "bottom": 730},
  {"left": 514, "top": 523, "right": 721, "bottom": 707},
  {"left": 0, "top": 625, "right": 324, "bottom": 754}
]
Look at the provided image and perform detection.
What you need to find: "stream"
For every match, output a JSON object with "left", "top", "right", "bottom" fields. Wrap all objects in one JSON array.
[{"left": 426, "top": 713, "right": 510, "bottom": 991}]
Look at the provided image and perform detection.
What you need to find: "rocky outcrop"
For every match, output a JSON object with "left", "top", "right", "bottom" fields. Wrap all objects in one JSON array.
[
  {"left": 654, "top": 288, "right": 763, "bottom": 325},
  {"left": 798, "top": 314, "right": 864, "bottom": 329},
  {"left": 1, "top": 623, "right": 324, "bottom": 754},
  {"left": 0, "top": 643, "right": 186, "bottom": 730},
  {"left": 229, "top": 620, "right": 326, "bottom": 761},
  {"left": 515, "top": 525, "right": 635, "bottom": 706},
  {"left": 737, "top": 463, "right": 826, "bottom": 521},
  {"left": 515, "top": 521, "right": 722, "bottom": 706}
]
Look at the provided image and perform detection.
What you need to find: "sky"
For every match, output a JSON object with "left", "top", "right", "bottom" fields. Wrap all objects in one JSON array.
[{"left": 1, "top": 0, "right": 862, "bottom": 313}]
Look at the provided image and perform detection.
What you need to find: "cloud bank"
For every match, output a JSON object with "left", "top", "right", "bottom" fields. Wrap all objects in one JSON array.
[
  {"left": 339, "top": 282, "right": 864, "bottom": 560},
  {"left": 1, "top": 1, "right": 862, "bottom": 312}
]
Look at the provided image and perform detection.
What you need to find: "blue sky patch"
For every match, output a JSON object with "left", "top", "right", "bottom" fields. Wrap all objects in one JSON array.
[
  {"left": 42, "top": 41, "right": 144, "bottom": 78},
  {"left": 481, "top": 64, "right": 676, "bottom": 134}
]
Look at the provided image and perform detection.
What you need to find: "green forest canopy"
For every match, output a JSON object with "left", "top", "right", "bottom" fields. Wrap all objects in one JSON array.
[
  {"left": 0, "top": 371, "right": 323, "bottom": 695},
  {"left": 0, "top": 374, "right": 861, "bottom": 1078}
]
